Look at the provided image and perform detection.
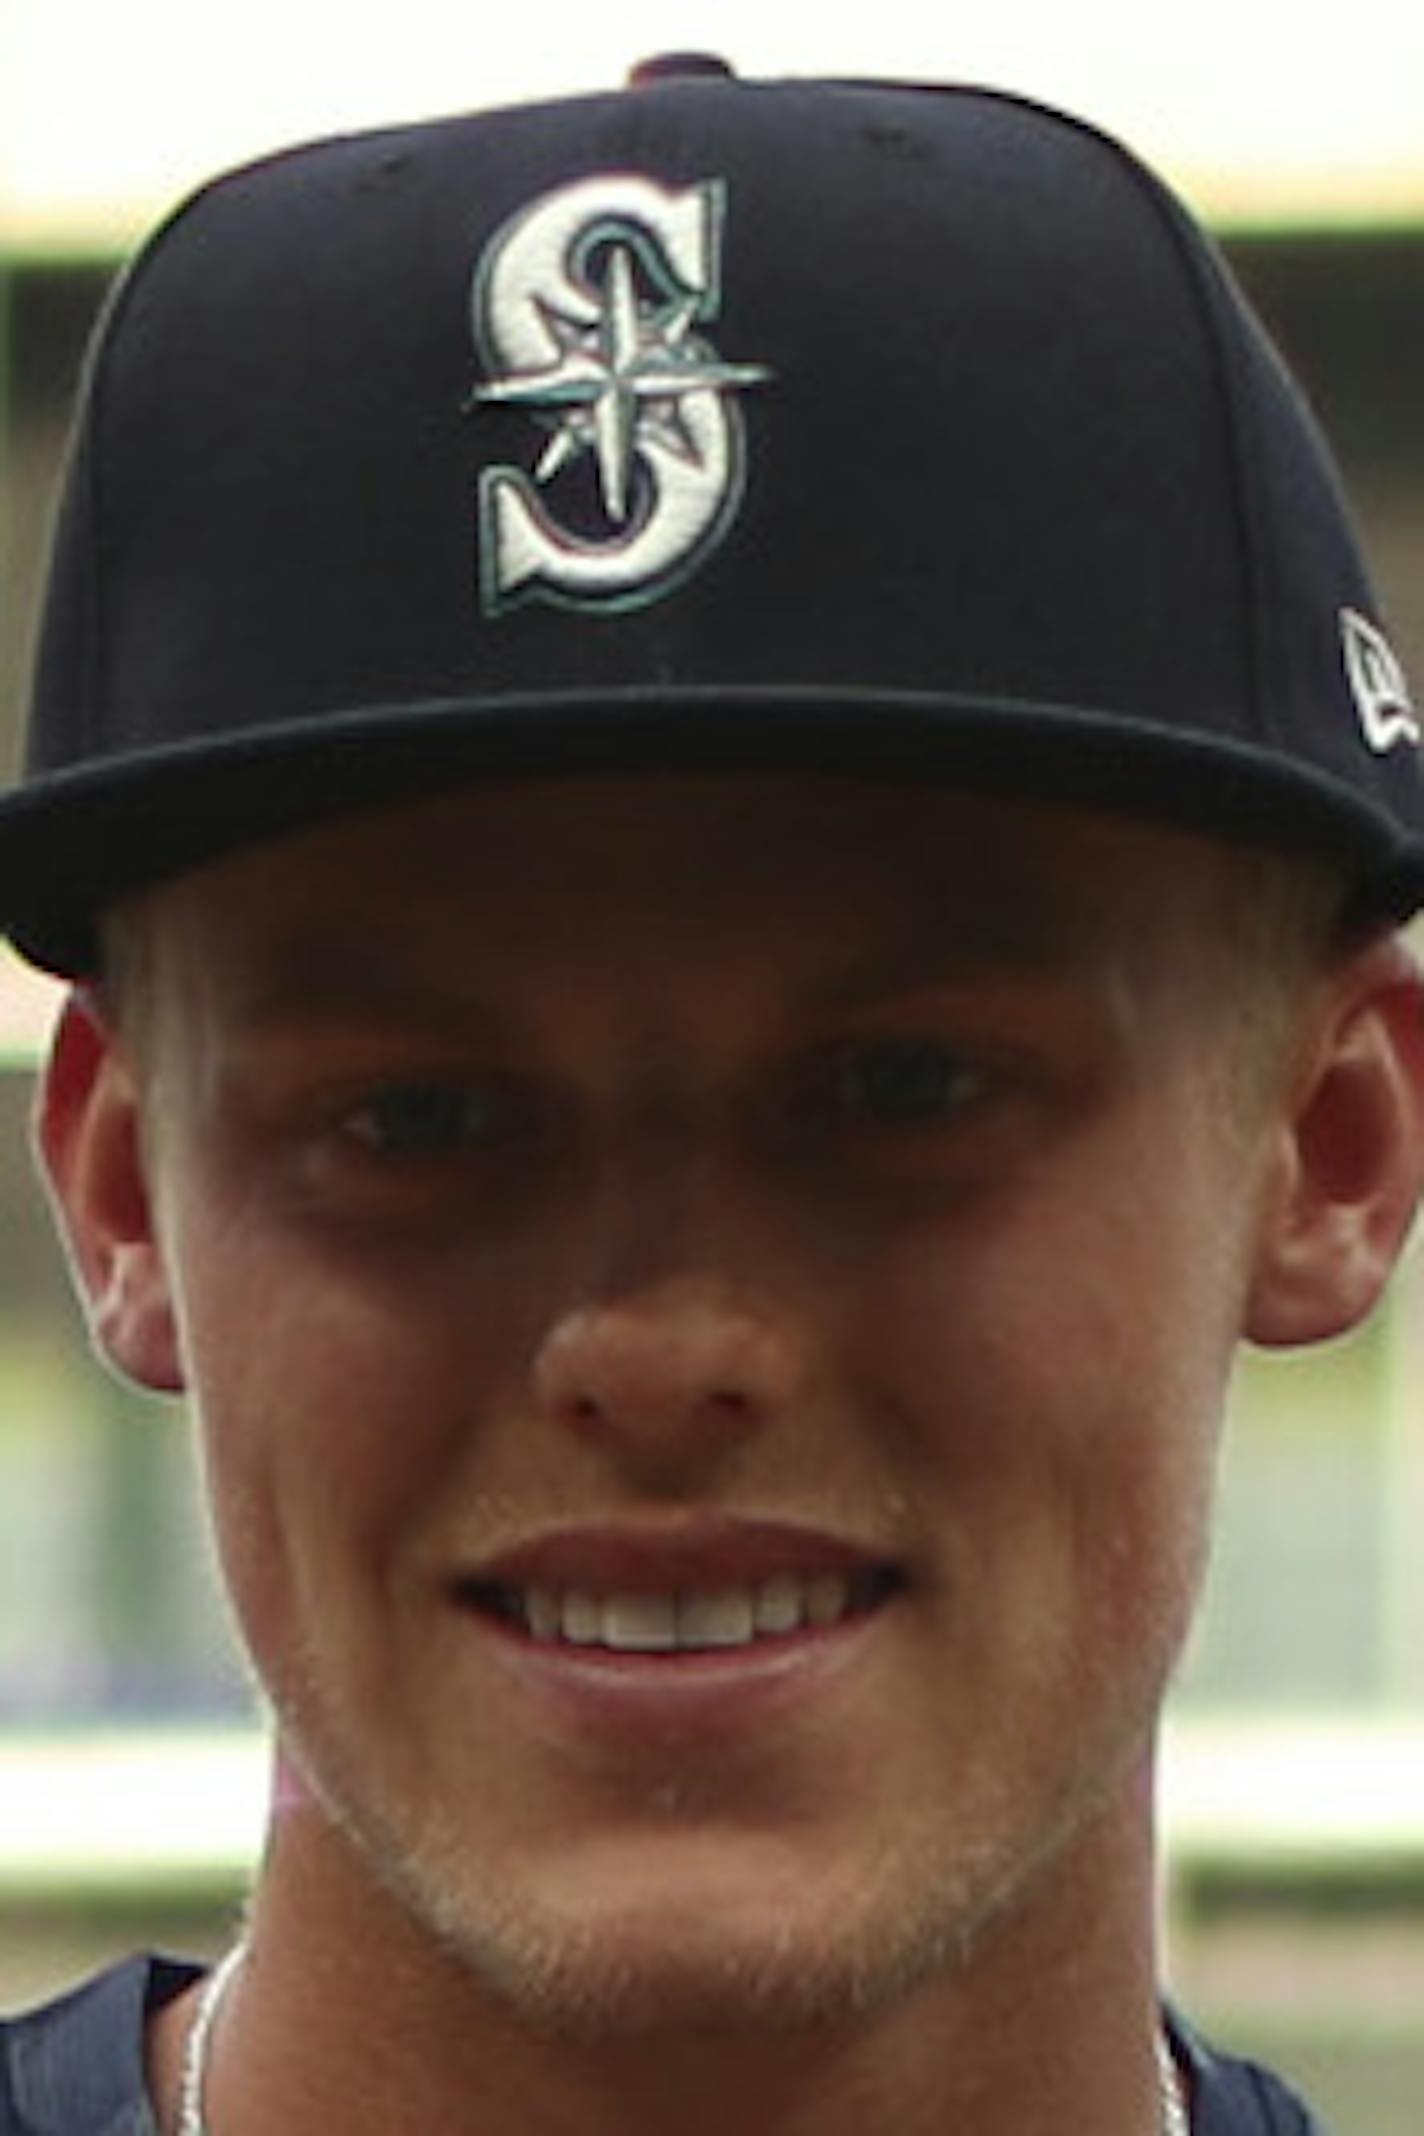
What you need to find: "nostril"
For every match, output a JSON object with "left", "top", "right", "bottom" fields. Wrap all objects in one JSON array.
[
  {"left": 532, "top": 1289, "right": 801, "bottom": 1446},
  {"left": 555, "top": 1378, "right": 755, "bottom": 1432}
]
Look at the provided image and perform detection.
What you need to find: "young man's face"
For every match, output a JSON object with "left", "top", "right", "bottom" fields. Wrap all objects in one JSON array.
[{"left": 63, "top": 778, "right": 1315, "bottom": 2029}]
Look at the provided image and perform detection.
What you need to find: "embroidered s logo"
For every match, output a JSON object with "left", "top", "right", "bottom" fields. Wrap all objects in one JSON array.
[{"left": 471, "top": 174, "right": 768, "bottom": 616}]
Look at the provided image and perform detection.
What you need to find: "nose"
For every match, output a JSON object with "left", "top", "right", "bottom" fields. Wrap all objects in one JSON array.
[{"left": 532, "top": 1277, "right": 804, "bottom": 1476}]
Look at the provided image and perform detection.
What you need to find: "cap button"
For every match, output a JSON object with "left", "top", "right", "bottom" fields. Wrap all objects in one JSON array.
[{"left": 627, "top": 53, "right": 736, "bottom": 86}]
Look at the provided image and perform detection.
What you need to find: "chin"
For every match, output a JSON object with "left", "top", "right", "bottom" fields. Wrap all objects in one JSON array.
[
  {"left": 418, "top": 1879, "right": 957, "bottom": 2042},
  {"left": 343, "top": 1807, "right": 1027, "bottom": 2045},
  {"left": 278, "top": 1672, "right": 1156, "bottom": 2046}
]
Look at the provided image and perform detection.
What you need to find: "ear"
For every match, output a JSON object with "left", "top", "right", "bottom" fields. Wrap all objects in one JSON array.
[
  {"left": 1247, "top": 936, "right": 1424, "bottom": 1348},
  {"left": 36, "top": 990, "right": 186, "bottom": 1394}
]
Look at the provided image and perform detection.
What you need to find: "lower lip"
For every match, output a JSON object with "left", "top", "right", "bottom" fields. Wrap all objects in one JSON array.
[{"left": 463, "top": 1600, "right": 890, "bottom": 1747}]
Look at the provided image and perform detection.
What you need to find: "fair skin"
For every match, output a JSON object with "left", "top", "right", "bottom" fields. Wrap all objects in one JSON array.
[{"left": 38, "top": 776, "right": 1424, "bottom": 2135}]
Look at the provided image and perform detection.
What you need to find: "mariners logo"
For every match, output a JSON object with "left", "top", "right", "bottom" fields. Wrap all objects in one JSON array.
[{"left": 471, "top": 174, "right": 768, "bottom": 615}]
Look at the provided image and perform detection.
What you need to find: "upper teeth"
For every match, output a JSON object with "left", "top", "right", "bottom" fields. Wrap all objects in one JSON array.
[{"left": 517, "top": 1573, "right": 859, "bottom": 1652}]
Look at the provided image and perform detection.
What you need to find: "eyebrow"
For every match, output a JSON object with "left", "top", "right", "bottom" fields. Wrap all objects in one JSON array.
[
  {"left": 215, "top": 933, "right": 522, "bottom": 1044},
  {"left": 205, "top": 858, "right": 1094, "bottom": 1035},
  {"left": 803, "top": 891, "right": 1095, "bottom": 1013}
]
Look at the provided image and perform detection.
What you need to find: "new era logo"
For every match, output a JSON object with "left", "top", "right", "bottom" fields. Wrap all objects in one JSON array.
[{"left": 1341, "top": 608, "right": 1419, "bottom": 754}]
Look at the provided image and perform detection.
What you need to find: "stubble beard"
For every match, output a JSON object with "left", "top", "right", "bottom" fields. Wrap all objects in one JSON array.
[
  {"left": 275, "top": 1708, "right": 1124, "bottom": 2049},
  {"left": 356, "top": 1811, "right": 999, "bottom": 2044}
]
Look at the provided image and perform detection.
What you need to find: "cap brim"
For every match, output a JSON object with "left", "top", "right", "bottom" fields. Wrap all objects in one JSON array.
[{"left": 5, "top": 686, "right": 1421, "bottom": 976}]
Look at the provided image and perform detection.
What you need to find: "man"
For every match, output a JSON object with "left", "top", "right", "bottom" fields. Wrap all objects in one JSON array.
[{"left": 0, "top": 56, "right": 1421, "bottom": 2135}]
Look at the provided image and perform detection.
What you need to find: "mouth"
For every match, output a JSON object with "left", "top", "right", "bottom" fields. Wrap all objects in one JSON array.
[
  {"left": 452, "top": 1516, "right": 906, "bottom": 1664},
  {"left": 448, "top": 1524, "right": 904, "bottom": 1744},
  {"left": 463, "top": 1564, "right": 899, "bottom": 1655}
]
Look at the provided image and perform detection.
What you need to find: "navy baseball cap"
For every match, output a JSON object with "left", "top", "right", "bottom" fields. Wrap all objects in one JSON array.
[{"left": 3, "top": 57, "right": 1422, "bottom": 975}]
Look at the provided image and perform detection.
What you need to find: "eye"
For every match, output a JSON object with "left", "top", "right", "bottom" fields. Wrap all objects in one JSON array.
[
  {"left": 812, "top": 1038, "right": 988, "bottom": 1130},
  {"left": 338, "top": 1081, "right": 504, "bottom": 1160}
]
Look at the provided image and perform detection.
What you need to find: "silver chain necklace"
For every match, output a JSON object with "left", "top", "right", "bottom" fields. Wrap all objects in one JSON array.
[
  {"left": 1154, "top": 2024, "right": 1191, "bottom": 2136},
  {"left": 177, "top": 1943, "right": 1191, "bottom": 2135},
  {"left": 176, "top": 1943, "right": 244, "bottom": 2136}
]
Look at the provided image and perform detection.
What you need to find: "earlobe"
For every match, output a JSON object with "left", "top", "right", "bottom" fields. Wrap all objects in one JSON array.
[
  {"left": 36, "top": 991, "right": 186, "bottom": 1394},
  {"left": 1246, "top": 937, "right": 1424, "bottom": 1349}
]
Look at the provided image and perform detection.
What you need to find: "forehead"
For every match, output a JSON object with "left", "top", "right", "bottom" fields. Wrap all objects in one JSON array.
[{"left": 124, "top": 774, "right": 1243, "bottom": 1009}]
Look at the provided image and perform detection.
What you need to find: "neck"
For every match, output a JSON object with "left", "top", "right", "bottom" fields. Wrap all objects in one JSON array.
[{"left": 161, "top": 1761, "right": 1172, "bottom": 2136}]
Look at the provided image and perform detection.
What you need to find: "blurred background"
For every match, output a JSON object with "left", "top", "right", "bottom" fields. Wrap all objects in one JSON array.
[{"left": 1, "top": 3, "right": 1422, "bottom": 2127}]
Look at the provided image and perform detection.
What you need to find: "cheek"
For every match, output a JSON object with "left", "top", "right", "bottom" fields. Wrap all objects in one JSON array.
[
  {"left": 164, "top": 1214, "right": 512, "bottom": 1661},
  {"left": 854, "top": 1139, "right": 1245, "bottom": 1632}
]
